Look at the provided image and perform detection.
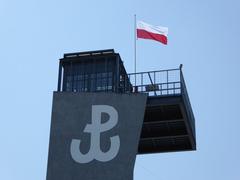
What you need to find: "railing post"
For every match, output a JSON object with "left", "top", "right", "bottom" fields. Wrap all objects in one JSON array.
[
  {"left": 179, "top": 64, "right": 183, "bottom": 94},
  {"left": 167, "top": 70, "right": 169, "bottom": 95},
  {"left": 128, "top": 74, "right": 132, "bottom": 92}
]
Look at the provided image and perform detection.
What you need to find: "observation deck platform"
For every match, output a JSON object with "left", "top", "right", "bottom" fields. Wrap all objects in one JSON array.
[
  {"left": 127, "top": 69, "right": 196, "bottom": 154},
  {"left": 57, "top": 49, "right": 196, "bottom": 154}
]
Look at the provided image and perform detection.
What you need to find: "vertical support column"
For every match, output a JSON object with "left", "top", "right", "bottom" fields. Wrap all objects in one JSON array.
[
  {"left": 116, "top": 55, "right": 120, "bottom": 93},
  {"left": 57, "top": 61, "right": 62, "bottom": 92}
]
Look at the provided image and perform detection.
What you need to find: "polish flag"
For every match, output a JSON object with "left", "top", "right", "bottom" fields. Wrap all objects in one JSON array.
[{"left": 137, "top": 21, "right": 168, "bottom": 45}]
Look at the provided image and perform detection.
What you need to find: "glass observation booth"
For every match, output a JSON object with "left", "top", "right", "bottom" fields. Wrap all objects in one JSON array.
[{"left": 57, "top": 49, "right": 196, "bottom": 154}]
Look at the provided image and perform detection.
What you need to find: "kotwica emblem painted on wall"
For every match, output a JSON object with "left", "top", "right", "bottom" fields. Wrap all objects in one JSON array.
[
  {"left": 70, "top": 105, "right": 120, "bottom": 163},
  {"left": 46, "top": 92, "right": 147, "bottom": 180}
]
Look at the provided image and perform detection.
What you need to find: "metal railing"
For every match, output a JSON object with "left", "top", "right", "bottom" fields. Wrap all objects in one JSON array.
[{"left": 126, "top": 67, "right": 182, "bottom": 96}]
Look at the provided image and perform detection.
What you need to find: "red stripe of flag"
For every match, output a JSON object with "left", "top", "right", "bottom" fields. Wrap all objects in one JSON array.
[{"left": 137, "top": 29, "right": 168, "bottom": 45}]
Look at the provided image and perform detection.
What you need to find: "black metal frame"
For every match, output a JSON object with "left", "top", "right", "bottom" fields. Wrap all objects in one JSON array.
[
  {"left": 58, "top": 60, "right": 188, "bottom": 98},
  {"left": 55, "top": 49, "right": 196, "bottom": 154},
  {"left": 57, "top": 49, "right": 132, "bottom": 93}
]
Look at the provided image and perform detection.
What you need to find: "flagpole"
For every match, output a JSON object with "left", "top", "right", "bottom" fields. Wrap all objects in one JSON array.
[{"left": 134, "top": 14, "right": 137, "bottom": 87}]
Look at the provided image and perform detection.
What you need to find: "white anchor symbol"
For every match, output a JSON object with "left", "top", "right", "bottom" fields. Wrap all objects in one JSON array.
[{"left": 70, "top": 105, "right": 120, "bottom": 163}]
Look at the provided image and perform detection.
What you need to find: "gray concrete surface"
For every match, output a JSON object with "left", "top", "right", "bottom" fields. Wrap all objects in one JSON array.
[{"left": 46, "top": 92, "right": 147, "bottom": 180}]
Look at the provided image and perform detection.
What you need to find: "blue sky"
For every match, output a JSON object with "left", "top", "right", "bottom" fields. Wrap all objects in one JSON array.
[{"left": 0, "top": 0, "right": 240, "bottom": 179}]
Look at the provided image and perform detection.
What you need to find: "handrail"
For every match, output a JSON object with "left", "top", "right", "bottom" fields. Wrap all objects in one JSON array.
[
  {"left": 127, "top": 68, "right": 181, "bottom": 96},
  {"left": 128, "top": 68, "right": 180, "bottom": 75}
]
